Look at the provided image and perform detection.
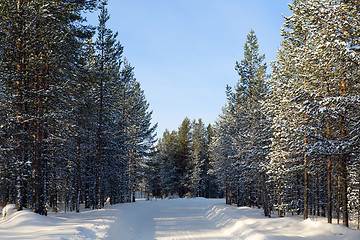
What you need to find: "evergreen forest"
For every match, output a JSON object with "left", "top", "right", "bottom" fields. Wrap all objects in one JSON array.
[
  {"left": 0, "top": 0, "right": 156, "bottom": 215},
  {"left": 0, "top": 0, "right": 360, "bottom": 230}
]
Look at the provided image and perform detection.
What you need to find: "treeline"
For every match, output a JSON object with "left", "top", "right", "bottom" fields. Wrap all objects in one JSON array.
[
  {"left": 147, "top": 118, "right": 221, "bottom": 199},
  {"left": 211, "top": 0, "right": 360, "bottom": 229},
  {"left": 0, "top": 1, "right": 156, "bottom": 215}
]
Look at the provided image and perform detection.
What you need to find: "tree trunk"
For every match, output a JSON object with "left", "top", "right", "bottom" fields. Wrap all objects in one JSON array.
[
  {"left": 340, "top": 153, "right": 349, "bottom": 227},
  {"left": 316, "top": 175, "right": 320, "bottom": 216},
  {"left": 326, "top": 82, "right": 332, "bottom": 223},
  {"left": 327, "top": 155, "right": 332, "bottom": 223},
  {"left": 76, "top": 136, "right": 81, "bottom": 213},
  {"left": 304, "top": 155, "right": 309, "bottom": 220},
  {"left": 339, "top": 79, "right": 348, "bottom": 227},
  {"left": 336, "top": 170, "right": 340, "bottom": 224}
]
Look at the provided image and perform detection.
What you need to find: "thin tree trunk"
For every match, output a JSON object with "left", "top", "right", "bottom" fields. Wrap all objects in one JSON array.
[
  {"left": 326, "top": 81, "right": 332, "bottom": 223},
  {"left": 336, "top": 171, "right": 340, "bottom": 224},
  {"left": 304, "top": 155, "right": 309, "bottom": 220},
  {"left": 14, "top": 0, "right": 24, "bottom": 212},
  {"left": 340, "top": 79, "right": 348, "bottom": 227},
  {"left": 327, "top": 155, "right": 332, "bottom": 223},
  {"left": 316, "top": 175, "right": 320, "bottom": 216},
  {"left": 303, "top": 72, "right": 309, "bottom": 220},
  {"left": 340, "top": 154, "right": 348, "bottom": 227},
  {"left": 96, "top": 52, "right": 104, "bottom": 209},
  {"left": 76, "top": 136, "right": 81, "bottom": 213}
]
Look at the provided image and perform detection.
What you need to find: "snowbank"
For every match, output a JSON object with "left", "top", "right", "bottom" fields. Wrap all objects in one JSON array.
[
  {"left": 0, "top": 204, "right": 114, "bottom": 239},
  {"left": 204, "top": 202, "right": 359, "bottom": 240}
]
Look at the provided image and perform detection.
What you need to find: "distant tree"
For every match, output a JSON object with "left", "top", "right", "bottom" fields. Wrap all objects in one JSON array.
[{"left": 148, "top": 118, "right": 220, "bottom": 199}]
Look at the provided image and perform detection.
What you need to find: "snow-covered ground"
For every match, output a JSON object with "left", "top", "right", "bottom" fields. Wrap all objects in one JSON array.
[{"left": 1, "top": 198, "right": 359, "bottom": 240}]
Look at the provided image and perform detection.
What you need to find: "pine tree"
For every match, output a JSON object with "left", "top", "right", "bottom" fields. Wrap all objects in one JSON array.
[
  {"left": 210, "top": 107, "right": 238, "bottom": 204},
  {"left": 93, "top": 0, "right": 123, "bottom": 208},
  {"left": 174, "top": 117, "right": 192, "bottom": 197},
  {"left": 211, "top": 30, "right": 268, "bottom": 207},
  {"left": 189, "top": 119, "right": 207, "bottom": 197},
  {"left": 155, "top": 130, "right": 180, "bottom": 197},
  {"left": 118, "top": 62, "right": 157, "bottom": 202}
]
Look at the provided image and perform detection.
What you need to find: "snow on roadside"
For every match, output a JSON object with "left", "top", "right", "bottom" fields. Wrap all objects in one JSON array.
[
  {"left": 204, "top": 202, "right": 360, "bottom": 240},
  {"left": 0, "top": 198, "right": 359, "bottom": 240},
  {"left": 0, "top": 204, "right": 116, "bottom": 240}
]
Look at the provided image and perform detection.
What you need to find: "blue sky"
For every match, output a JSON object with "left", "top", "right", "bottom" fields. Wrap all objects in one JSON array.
[{"left": 86, "top": 0, "right": 292, "bottom": 138}]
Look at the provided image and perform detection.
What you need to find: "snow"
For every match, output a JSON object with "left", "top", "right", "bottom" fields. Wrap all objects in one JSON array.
[{"left": 1, "top": 198, "right": 359, "bottom": 240}]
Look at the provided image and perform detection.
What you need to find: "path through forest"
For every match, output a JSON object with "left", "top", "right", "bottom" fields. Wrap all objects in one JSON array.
[{"left": 1, "top": 198, "right": 359, "bottom": 239}]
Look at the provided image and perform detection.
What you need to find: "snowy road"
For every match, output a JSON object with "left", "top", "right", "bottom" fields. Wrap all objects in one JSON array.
[
  {"left": 106, "top": 198, "right": 228, "bottom": 240},
  {"left": 1, "top": 198, "right": 360, "bottom": 239},
  {"left": 105, "top": 198, "right": 360, "bottom": 240}
]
